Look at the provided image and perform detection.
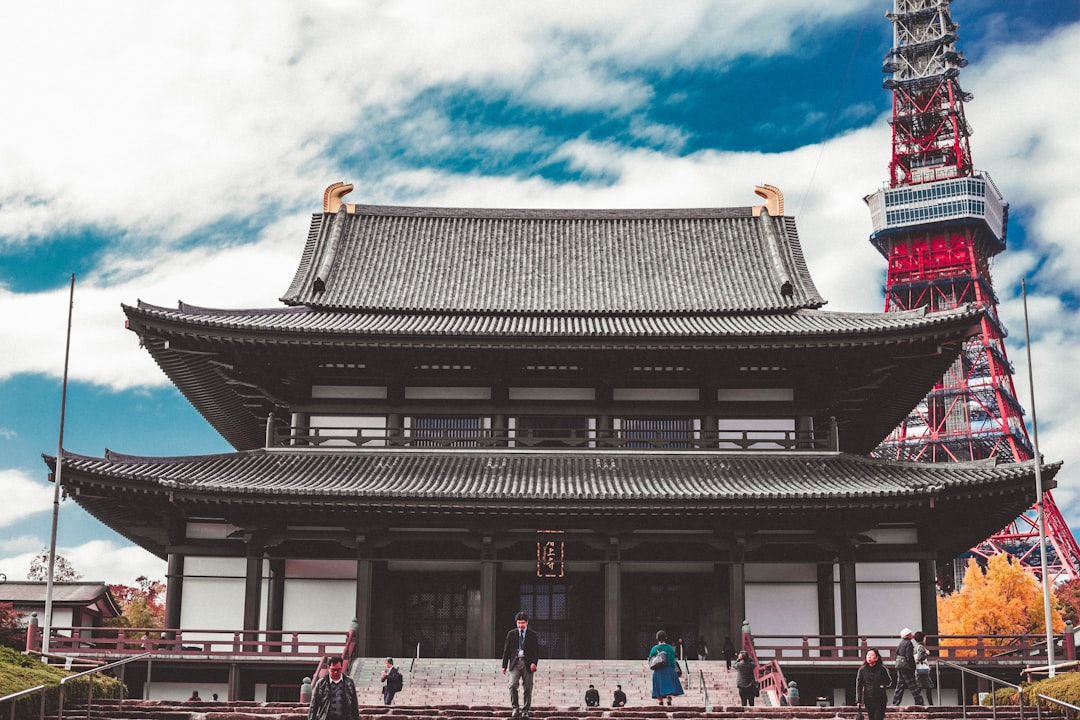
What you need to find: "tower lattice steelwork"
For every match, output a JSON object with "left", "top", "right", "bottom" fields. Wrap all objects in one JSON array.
[{"left": 864, "top": 0, "right": 1080, "bottom": 583}]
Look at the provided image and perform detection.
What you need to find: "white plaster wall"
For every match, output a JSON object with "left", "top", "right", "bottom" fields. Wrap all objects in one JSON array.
[
  {"left": 745, "top": 582, "right": 819, "bottom": 643},
  {"left": 50, "top": 607, "right": 74, "bottom": 628},
  {"left": 285, "top": 559, "right": 355, "bottom": 578},
  {"left": 180, "top": 556, "right": 245, "bottom": 638},
  {"left": 144, "top": 682, "right": 229, "bottom": 702},
  {"left": 745, "top": 563, "right": 818, "bottom": 582},
  {"left": 856, "top": 581, "right": 922, "bottom": 639},
  {"left": 831, "top": 562, "right": 923, "bottom": 641},
  {"left": 282, "top": 578, "right": 356, "bottom": 644}
]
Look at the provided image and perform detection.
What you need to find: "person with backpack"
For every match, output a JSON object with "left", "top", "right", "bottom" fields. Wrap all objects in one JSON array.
[{"left": 381, "top": 657, "right": 403, "bottom": 705}]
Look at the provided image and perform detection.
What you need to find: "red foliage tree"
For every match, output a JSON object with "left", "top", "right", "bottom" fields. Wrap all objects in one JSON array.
[
  {"left": 1055, "top": 577, "right": 1080, "bottom": 626},
  {"left": 0, "top": 602, "right": 24, "bottom": 650},
  {"left": 107, "top": 576, "right": 166, "bottom": 629}
]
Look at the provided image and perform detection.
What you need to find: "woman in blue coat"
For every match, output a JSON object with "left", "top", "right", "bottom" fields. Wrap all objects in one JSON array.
[{"left": 648, "top": 630, "right": 684, "bottom": 706}]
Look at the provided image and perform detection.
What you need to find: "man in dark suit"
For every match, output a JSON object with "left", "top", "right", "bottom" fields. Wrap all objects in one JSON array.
[
  {"left": 501, "top": 611, "right": 540, "bottom": 719},
  {"left": 612, "top": 684, "right": 627, "bottom": 707}
]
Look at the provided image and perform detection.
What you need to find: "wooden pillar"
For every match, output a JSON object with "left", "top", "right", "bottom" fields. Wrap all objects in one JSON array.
[
  {"left": 289, "top": 411, "right": 309, "bottom": 446},
  {"left": 839, "top": 558, "right": 859, "bottom": 656},
  {"left": 266, "top": 559, "right": 285, "bottom": 652},
  {"left": 817, "top": 562, "right": 837, "bottom": 656},
  {"left": 243, "top": 549, "right": 263, "bottom": 648},
  {"left": 604, "top": 537, "right": 621, "bottom": 660},
  {"left": 165, "top": 553, "right": 184, "bottom": 636},
  {"left": 797, "top": 414, "right": 815, "bottom": 449},
  {"left": 355, "top": 552, "right": 373, "bottom": 657},
  {"left": 919, "top": 558, "right": 939, "bottom": 636},
  {"left": 480, "top": 535, "right": 497, "bottom": 657},
  {"left": 729, "top": 559, "right": 745, "bottom": 642}
]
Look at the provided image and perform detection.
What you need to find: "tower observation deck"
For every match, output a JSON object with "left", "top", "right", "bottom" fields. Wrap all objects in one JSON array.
[{"left": 865, "top": 0, "right": 1080, "bottom": 583}]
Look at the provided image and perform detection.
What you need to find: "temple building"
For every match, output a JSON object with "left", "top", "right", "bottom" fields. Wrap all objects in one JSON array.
[{"left": 49, "top": 182, "right": 1056, "bottom": 665}]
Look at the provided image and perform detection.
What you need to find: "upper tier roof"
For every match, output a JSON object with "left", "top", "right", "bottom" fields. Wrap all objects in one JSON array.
[
  {"left": 127, "top": 300, "right": 980, "bottom": 342},
  {"left": 280, "top": 204, "right": 825, "bottom": 314}
]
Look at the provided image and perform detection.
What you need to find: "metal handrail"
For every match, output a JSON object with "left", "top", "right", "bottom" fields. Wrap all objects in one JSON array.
[
  {"left": 937, "top": 659, "right": 1025, "bottom": 720},
  {"left": 1036, "top": 693, "right": 1080, "bottom": 719},
  {"left": 698, "top": 669, "right": 711, "bottom": 712},
  {"left": 57, "top": 652, "right": 150, "bottom": 720},
  {"left": 0, "top": 684, "right": 46, "bottom": 720}
]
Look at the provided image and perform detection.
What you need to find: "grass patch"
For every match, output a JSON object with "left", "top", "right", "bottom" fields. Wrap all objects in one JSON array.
[{"left": 0, "top": 646, "right": 125, "bottom": 720}]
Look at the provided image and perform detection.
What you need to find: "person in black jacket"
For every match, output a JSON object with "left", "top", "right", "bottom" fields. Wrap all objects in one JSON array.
[
  {"left": 856, "top": 648, "right": 892, "bottom": 720},
  {"left": 722, "top": 638, "right": 736, "bottom": 671},
  {"left": 612, "top": 684, "right": 627, "bottom": 707},
  {"left": 308, "top": 656, "right": 360, "bottom": 720},
  {"left": 584, "top": 684, "right": 600, "bottom": 706},
  {"left": 501, "top": 611, "right": 541, "bottom": 719},
  {"left": 380, "top": 657, "right": 402, "bottom": 705},
  {"left": 733, "top": 650, "right": 757, "bottom": 706}
]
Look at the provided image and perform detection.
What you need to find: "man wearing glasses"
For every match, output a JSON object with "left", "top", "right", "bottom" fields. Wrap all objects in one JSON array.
[{"left": 308, "top": 655, "right": 360, "bottom": 720}]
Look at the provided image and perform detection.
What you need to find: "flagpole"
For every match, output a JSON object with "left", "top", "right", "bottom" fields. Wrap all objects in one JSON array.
[
  {"left": 1022, "top": 278, "right": 1055, "bottom": 677},
  {"left": 43, "top": 273, "right": 75, "bottom": 658}
]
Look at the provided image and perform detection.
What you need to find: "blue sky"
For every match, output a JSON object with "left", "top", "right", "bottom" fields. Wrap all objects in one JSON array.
[{"left": 2, "top": 1, "right": 1080, "bottom": 585}]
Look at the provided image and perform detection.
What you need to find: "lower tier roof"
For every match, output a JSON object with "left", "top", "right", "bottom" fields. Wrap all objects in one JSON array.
[{"left": 47, "top": 448, "right": 1056, "bottom": 561}]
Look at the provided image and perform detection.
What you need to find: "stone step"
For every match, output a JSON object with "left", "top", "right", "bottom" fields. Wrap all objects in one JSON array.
[
  {"left": 54, "top": 701, "right": 1051, "bottom": 720},
  {"left": 347, "top": 658, "right": 742, "bottom": 708}
]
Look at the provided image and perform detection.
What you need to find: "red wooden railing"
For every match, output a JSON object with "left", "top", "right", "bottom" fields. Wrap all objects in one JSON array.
[
  {"left": 741, "top": 630, "right": 1073, "bottom": 706},
  {"left": 747, "top": 633, "right": 1064, "bottom": 664},
  {"left": 42, "top": 627, "right": 351, "bottom": 659}
]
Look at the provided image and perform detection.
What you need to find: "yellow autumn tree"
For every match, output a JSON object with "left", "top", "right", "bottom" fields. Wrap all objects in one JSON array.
[{"left": 938, "top": 554, "right": 1064, "bottom": 656}]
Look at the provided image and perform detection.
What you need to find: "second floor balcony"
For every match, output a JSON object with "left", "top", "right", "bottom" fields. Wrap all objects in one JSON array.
[{"left": 270, "top": 419, "right": 837, "bottom": 452}]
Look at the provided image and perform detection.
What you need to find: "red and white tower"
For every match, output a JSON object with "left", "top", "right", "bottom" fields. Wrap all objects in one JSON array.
[{"left": 865, "top": 0, "right": 1080, "bottom": 583}]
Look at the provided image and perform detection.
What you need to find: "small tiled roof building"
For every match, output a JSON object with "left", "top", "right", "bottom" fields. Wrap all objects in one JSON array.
[{"left": 0, "top": 582, "right": 121, "bottom": 629}]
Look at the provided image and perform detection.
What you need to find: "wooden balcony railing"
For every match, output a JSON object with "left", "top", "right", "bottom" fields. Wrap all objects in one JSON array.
[
  {"left": 43, "top": 627, "right": 350, "bottom": 659},
  {"left": 748, "top": 633, "right": 1064, "bottom": 664},
  {"left": 272, "top": 425, "right": 836, "bottom": 451},
  {"left": 41, "top": 628, "right": 1067, "bottom": 668}
]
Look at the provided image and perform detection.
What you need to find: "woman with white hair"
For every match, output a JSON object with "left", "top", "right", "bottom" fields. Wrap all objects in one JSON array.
[{"left": 891, "top": 628, "right": 925, "bottom": 706}]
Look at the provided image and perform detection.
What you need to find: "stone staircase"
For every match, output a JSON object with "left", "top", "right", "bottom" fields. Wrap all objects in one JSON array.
[
  {"left": 45, "top": 659, "right": 1060, "bottom": 720},
  {"left": 348, "top": 658, "right": 740, "bottom": 708},
  {"left": 49, "top": 702, "right": 1049, "bottom": 720}
]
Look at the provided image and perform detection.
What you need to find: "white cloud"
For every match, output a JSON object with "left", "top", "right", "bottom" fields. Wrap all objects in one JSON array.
[
  {"left": 0, "top": 534, "right": 43, "bottom": 557},
  {"left": 0, "top": 214, "right": 308, "bottom": 388},
  {"left": 63, "top": 540, "right": 167, "bottom": 585},
  {"left": 0, "top": 469, "right": 54, "bottom": 527},
  {"left": 0, "top": 540, "right": 165, "bottom": 586},
  {"left": 967, "top": 22, "right": 1080, "bottom": 298},
  {"left": 0, "top": 1, "right": 873, "bottom": 245}
]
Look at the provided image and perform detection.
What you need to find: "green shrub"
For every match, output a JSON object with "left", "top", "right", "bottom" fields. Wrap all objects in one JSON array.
[
  {"left": 1022, "top": 672, "right": 1080, "bottom": 714},
  {"left": 0, "top": 646, "right": 125, "bottom": 720},
  {"left": 983, "top": 686, "right": 1020, "bottom": 706}
]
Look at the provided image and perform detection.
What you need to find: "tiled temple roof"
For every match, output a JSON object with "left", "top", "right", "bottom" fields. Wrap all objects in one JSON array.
[
  {"left": 127, "top": 301, "right": 982, "bottom": 343},
  {"left": 49, "top": 448, "right": 1056, "bottom": 558},
  {"left": 118, "top": 200, "right": 984, "bottom": 454},
  {"left": 280, "top": 206, "right": 824, "bottom": 314},
  {"left": 56, "top": 447, "right": 1052, "bottom": 503},
  {"left": 0, "top": 582, "right": 119, "bottom": 609}
]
